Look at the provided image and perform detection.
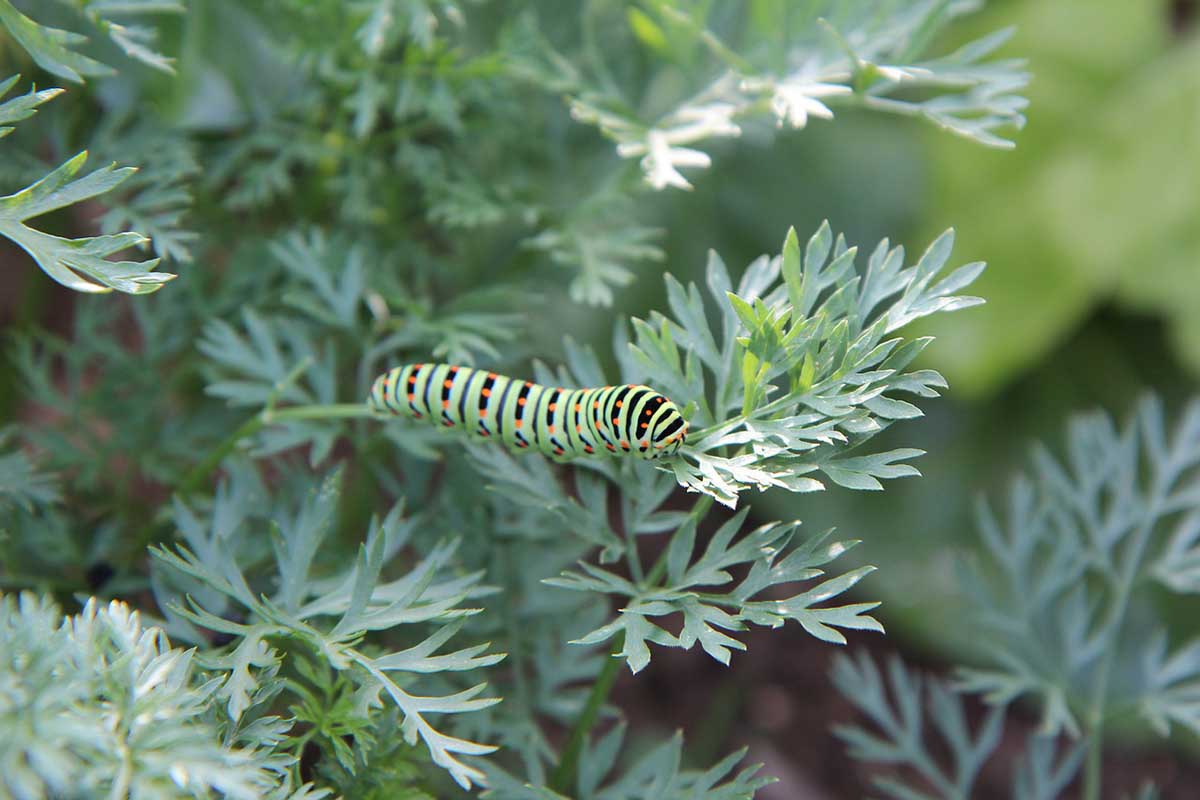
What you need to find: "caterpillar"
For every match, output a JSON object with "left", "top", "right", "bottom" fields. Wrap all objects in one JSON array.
[{"left": 369, "top": 363, "right": 688, "bottom": 460}]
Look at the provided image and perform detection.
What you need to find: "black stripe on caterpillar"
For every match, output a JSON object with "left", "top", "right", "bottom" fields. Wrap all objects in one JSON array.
[{"left": 369, "top": 363, "right": 688, "bottom": 460}]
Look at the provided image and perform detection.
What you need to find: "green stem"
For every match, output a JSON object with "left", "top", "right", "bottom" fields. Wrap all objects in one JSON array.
[
  {"left": 643, "top": 494, "right": 714, "bottom": 588},
  {"left": 689, "top": 415, "right": 744, "bottom": 444},
  {"left": 108, "top": 741, "right": 133, "bottom": 800},
  {"left": 620, "top": 493, "right": 645, "bottom": 584},
  {"left": 1081, "top": 733, "right": 1102, "bottom": 800},
  {"left": 268, "top": 403, "right": 373, "bottom": 423},
  {"left": 1081, "top": 484, "right": 1170, "bottom": 800},
  {"left": 549, "top": 632, "right": 625, "bottom": 794},
  {"left": 176, "top": 412, "right": 266, "bottom": 498}
]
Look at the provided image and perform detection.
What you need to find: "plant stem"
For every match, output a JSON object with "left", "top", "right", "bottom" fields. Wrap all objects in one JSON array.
[
  {"left": 549, "top": 631, "right": 625, "bottom": 794},
  {"left": 176, "top": 412, "right": 266, "bottom": 498},
  {"left": 268, "top": 403, "right": 372, "bottom": 423},
  {"left": 1081, "top": 483, "right": 1169, "bottom": 800},
  {"left": 620, "top": 493, "right": 645, "bottom": 584},
  {"left": 644, "top": 494, "right": 714, "bottom": 587},
  {"left": 547, "top": 473, "right": 714, "bottom": 791}
]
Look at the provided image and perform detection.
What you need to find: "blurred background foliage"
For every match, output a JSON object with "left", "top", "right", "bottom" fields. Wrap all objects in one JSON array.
[{"left": 898, "top": 0, "right": 1199, "bottom": 658}]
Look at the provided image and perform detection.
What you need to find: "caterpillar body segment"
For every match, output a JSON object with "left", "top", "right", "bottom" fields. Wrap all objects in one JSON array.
[{"left": 369, "top": 363, "right": 688, "bottom": 460}]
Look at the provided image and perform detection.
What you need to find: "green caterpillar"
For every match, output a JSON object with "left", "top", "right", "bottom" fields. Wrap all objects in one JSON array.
[{"left": 369, "top": 363, "right": 688, "bottom": 460}]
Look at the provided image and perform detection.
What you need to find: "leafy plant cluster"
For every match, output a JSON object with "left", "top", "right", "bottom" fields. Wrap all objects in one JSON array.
[
  {"left": 568, "top": 0, "right": 1028, "bottom": 192},
  {"left": 832, "top": 397, "right": 1200, "bottom": 799},
  {"left": 0, "top": 1, "right": 1070, "bottom": 799},
  {"left": 0, "top": 592, "right": 286, "bottom": 799}
]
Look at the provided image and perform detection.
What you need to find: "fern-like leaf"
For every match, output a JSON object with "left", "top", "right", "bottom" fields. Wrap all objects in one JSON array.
[{"left": 0, "top": 149, "right": 174, "bottom": 293}]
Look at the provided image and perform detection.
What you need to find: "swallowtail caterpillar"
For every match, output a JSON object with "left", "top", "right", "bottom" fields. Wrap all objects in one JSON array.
[{"left": 369, "top": 363, "right": 688, "bottom": 460}]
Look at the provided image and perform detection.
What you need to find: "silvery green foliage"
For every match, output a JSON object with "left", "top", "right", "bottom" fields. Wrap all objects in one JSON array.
[
  {"left": 1, "top": 0, "right": 179, "bottom": 81},
  {"left": 957, "top": 397, "right": 1200, "bottom": 743},
  {"left": 564, "top": 0, "right": 1028, "bottom": 191},
  {"left": 199, "top": 307, "right": 343, "bottom": 463},
  {"left": 7, "top": 297, "right": 214, "bottom": 522},
  {"left": 0, "top": 73, "right": 173, "bottom": 293},
  {"left": 195, "top": 228, "right": 523, "bottom": 464},
  {"left": 0, "top": 592, "right": 280, "bottom": 800},
  {"left": 544, "top": 503, "right": 881, "bottom": 673},
  {"left": 832, "top": 652, "right": 1085, "bottom": 800},
  {"left": 0, "top": 1, "right": 178, "bottom": 294},
  {"left": 484, "top": 727, "right": 771, "bottom": 800},
  {"left": 91, "top": 120, "right": 201, "bottom": 264},
  {"left": 469, "top": 594, "right": 612, "bottom": 787},
  {"left": 151, "top": 468, "right": 505, "bottom": 790},
  {"left": 460, "top": 220, "right": 977, "bottom": 675},
  {"left": 0, "top": 74, "right": 60, "bottom": 136},
  {"left": 0, "top": 147, "right": 175, "bottom": 293},
  {"left": 836, "top": 398, "right": 1199, "bottom": 798},
  {"left": 523, "top": 213, "right": 664, "bottom": 308},
  {"left": 635, "top": 221, "right": 983, "bottom": 507},
  {"left": 0, "top": 430, "right": 59, "bottom": 512}
]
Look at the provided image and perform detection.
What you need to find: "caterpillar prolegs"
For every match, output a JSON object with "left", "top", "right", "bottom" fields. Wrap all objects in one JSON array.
[{"left": 369, "top": 363, "right": 688, "bottom": 460}]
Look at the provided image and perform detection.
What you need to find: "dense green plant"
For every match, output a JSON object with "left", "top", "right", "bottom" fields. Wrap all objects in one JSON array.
[
  {"left": 0, "top": 1, "right": 1042, "bottom": 798},
  {"left": 833, "top": 397, "right": 1200, "bottom": 799},
  {"left": 0, "top": 593, "right": 289, "bottom": 799}
]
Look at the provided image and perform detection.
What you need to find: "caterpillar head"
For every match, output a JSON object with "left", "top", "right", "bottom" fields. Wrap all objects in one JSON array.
[{"left": 644, "top": 393, "right": 688, "bottom": 459}]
